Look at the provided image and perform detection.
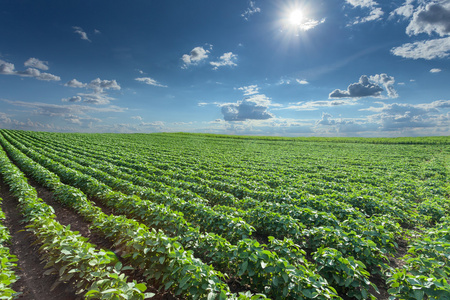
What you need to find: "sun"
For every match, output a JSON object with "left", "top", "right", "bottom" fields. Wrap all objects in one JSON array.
[{"left": 288, "top": 9, "right": 304, "bottom": 26}]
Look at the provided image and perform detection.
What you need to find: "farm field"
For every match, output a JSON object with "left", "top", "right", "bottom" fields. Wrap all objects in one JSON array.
[{"left": 0, "top": 129, "right": 449, "bottom": 299}]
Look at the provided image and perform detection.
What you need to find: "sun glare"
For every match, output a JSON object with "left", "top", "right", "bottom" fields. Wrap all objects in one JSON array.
[{"left": 288, "top": 9, "right": 303, "bottom": 26}]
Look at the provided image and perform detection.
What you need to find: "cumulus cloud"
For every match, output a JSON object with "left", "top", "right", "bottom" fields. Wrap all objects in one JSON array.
[
  {"left": 88, "top": 78, "right": 121, "bottom": 92},
  {"left": 390, "top": 0, "right": 415, "bottom": 19},
  {"left": 181, "top": 46, "right": 210, "bottom": 68},
  {"left": 391, "top": 36, "right": 450, "bottom": 59},
  {"left": 0, "top": 112, "right": 12, "bottom": 125},
  {"left": 329, "top": 75, "right": 384, "bottom": 98},
  {"left": 406, "top": 2, "right": 450, "bottom": 37},
  {"left": 65, "top": 78, "right": 87, "bottom": 88},
  {"left": 24, "top": 58, "right": 49, "bottom": 70},
  {"left": 390, "top": 2, "right": 450, "bottom": 60},
  {"left": 242, "top": 1, "right": 261, "bottom": 20},
  {"left": 430, "top": 68, "right": 442, "bottom": 72},
  {"left": 346, "top": 0, "right": 384, "bottom": 24},
  {"left": 238, "top": 85, "right": 259, "bottom": 95},
  {"left": 359, "top": 100, "right": 450, "bottom": 132},
  {"left": 369, "top": 73, "right": 398, "bottom": 98},
  {"left": 220, "top": 95, "right": 274, "bottom": 121},
  {"left": 62, "top": 78, "right": 121, "bottom": 105},
  {"left": 132, "top": 116, "right": 143, "bottom": 121},
  {"left": 73, "top": 26, "right": 91, "bottom": 42},
  {"left": 0, "top": 59, "right": 60, "bottom": 81},
  {"left": 210, "top": 52, "right": 238, "bottom": 70},
  {"left": 135, "top": 77, "right": 167, "bottom": 87}
]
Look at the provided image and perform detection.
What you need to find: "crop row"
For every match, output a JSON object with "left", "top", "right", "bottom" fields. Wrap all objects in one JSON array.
[
  {"left": 0, "top": 196, "right": 18, "bottom": 299},
  {"left": 0, "top": 135, "right": 259, "bottom": 299},
  {"left": 11, "top": 129, "right": 429, "bottom": 229},
  {"left": 0, "top": 131, "right": 346, "bottom": 299},
  {"left": 6, "top": 130, "right": 400, "bottom": 270},
  {"left": 0, "top": 144, "right": 151, "bottom": 300}
]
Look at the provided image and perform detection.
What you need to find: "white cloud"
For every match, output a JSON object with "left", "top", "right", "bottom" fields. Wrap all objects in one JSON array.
[
  {"left": 88, "top": 78, "right": 121, "bottom": 92},
  {"left": 390, "top": 0, "right": 415, "bottom": 19},
  {"left": 0, "top": 59, "right": 60, "bottom": 81},
  {"left": 329, "top": 74, "right": 397, "bottom": 99},
  {"left": 361, "top": 100, "right": 450, "bottom": 131},
  {"left": 296, "top": 79, "right": 309, "bottom": 85},
  {"left": 346, "top": 0, "right": 378, "bottom": 8},
  {"left": 0, "top": 60, "right": 15, "bottom": 74},
  {"left": 391, "top": 36, "right": 450, "bottom": 59},
  {"left": 283, "top": 99, "right": 357, "bottom": 111},
  {"left": 24, "top": 58, "right": 49, "bottom": 70},
  {"left": 297, "top": 18, "right": 326, "bottom": 31},
  {"left": 329, "top": 75, "right": 384, "bottom": 98},
  {"left": 238, "top": 85, "right": 259, "bottom": 95},
  {"left": 210, "top": 52, "right": 238, "bottom": 70},
  {"left": 62, "top": 78, "right": 121, "bottom": 105},
  {"left": 62, "top": 96, "right": 82, "bottom": 102},
  {"left": 0, "top": 112, "right": 12, "bottom": 125},
  {"left": 406, "top": 2, "right": 450, "bottom": 37},
  {"left": 220, "top": 94, "right": 274, "bottom": 121},
  {"left": 131, "top": 116, "right": 143, "bottom": 121},
  {"left": 369, "top": 73, "right": 398, "bottom": 98},
  {"left": 345, "top": 0, "right": 384, "bottom": 24},
  {"left": 73, "top": 26, "right": 91, "bottom": 42},
  {"left": 242, "top": 1, "right": 261, "bottom": 20},
  {"left": 77, "top": 92, "right": 115, "bottom": 105},
  {"left": 182, "top": 46, "right": 210, "bottom": 68},
  {"left": 135, "top": 77, "right": 167, "bottom": 88},
  {"left": 430, "top": 68, "right": 442, "bottom": 73},
  {"left": 65, "top": 78, "right": 87, "bottom": 88}
]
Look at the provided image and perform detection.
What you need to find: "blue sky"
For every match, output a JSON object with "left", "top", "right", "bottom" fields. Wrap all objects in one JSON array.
[{"left": 0, "top": 0, "right": 449, "bottom": 136}]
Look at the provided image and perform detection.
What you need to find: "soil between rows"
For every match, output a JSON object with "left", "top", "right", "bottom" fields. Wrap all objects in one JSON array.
[
  {"left": 0, "top": 177, "right": 177, "bottom": 299},
  {"left": 0, "top": 179, "right": 78, "bottom": 300}
]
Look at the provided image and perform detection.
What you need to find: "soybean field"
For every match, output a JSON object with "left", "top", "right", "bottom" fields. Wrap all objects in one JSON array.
[{"left": 0, "top": 129, "right": 449, "bottom": 299}]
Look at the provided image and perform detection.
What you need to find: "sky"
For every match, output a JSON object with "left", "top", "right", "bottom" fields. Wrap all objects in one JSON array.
[{"left": 0, "top": 0, "right": 449, "bottom": 137}]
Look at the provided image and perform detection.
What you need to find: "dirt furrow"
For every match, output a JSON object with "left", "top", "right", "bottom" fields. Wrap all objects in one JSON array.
[{"left": 0, "top": 180, "right": 78, "bottom": 300}]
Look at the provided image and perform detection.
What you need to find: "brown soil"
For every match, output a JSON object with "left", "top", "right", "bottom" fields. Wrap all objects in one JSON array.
[{"left": 0, "top": 180, "right": 78, "bottom": 300}]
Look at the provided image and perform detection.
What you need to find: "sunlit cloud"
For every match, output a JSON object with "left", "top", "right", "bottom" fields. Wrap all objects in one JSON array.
[
  {"left": 181, "top": 46, "right": 211, "bottom": 68},
  {"left": 65, "top": 79, "right": 87, "bottom": 88},
  {"left": 210, "top": 52, "right": 238, "bottom": 70},
  {"left": 406, "top": 2, "right": 450, "bottom": 37},
  {"left": 0, "top": 59, "right": 60, "bottom": 81},
  {"left": 24, "top": 58, "right": 49, "bottom": 70},
  {"left": 62, "top": 78, "right": 121, "bottom": 105},
  {"left": 237, "top": 85, "right": 259, "bottom": 95},
  {"left": 242, "top": 1, "right": 261, "bottom": 21},
  {"left": 220, "top": 94, "right": 275, "bottom": 121},
  {"left": 297, "top": 79, "right": 309, "bottom": 85},
  {"left": 345, "top": 0, "right": 384, "bottom": 25},
  {"left": 135, "top": 77, "right": 168, "bottom": 88},
  {"left": 329, "top": 75, "right": 383, "bottom": 99},
  {"left": 391, "top": 36, "right": 450, "bottom": 60},
  {"left": 430, "top": 68, "right": 442, "bottom": 73}
]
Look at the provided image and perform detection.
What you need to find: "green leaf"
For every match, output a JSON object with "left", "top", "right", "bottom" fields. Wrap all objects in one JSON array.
[{"left": 238, "top": 261, "right": 248, "bottom": 276}]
